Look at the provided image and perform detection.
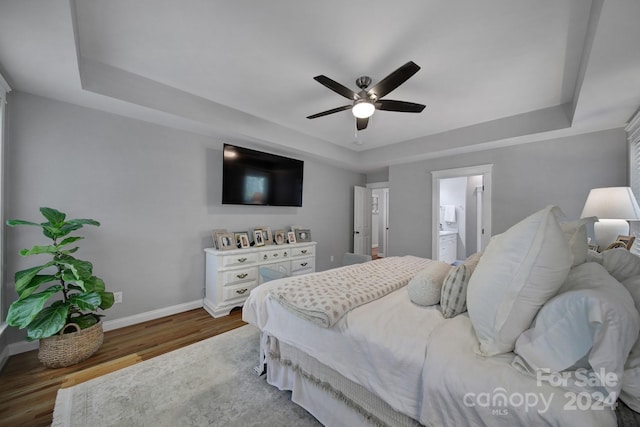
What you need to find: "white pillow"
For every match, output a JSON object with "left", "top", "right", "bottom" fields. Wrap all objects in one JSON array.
[
  {"left": 551, "top": 207, "right": 595, "bottom": 267},
  {"left": 467, "top": 205, "right": 574, "bottom": 356},
  {"left": 407, "top": 261, "right": 452, "bottom": 306},
  {"left": 620, "top": 275, "right": 640, "bottom": 411},
  {"left": 601, "top": 248, "right": 640, "bottom": 282},
  {"left": 513, "top": 262, "right": 640, "bottom": 405}
]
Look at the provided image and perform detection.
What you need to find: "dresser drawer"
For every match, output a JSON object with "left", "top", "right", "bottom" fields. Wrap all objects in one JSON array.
[
  {"left": 291, "top": 245, "right": 314, "bottom": 257},
  {"left": 222, "top": 267, "right": 258, "bottom": 285},
  {"left": 222, "top": 281, "right": 257, "bottom": 302},
  {"left": 260, "top": 248, "right": 290, "bottom": 262},
  {"left": 221, "top": 252, "right": 258, "bottom": 268},
  {"left": 291, "top": 256, "right": 314, "bottom": 273}
]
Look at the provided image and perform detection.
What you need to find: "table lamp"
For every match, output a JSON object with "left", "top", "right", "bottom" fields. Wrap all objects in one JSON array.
[{"left": 581, "top": 187, "right": 640, "bottom": 248}]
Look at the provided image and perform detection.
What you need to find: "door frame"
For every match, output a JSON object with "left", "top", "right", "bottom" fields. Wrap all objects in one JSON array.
[
  {"left": 431, "top": 164, "right": 493, "bottom": 260},
  {"left": 367, "top": 182, "right": 389, "bottom": 257}
]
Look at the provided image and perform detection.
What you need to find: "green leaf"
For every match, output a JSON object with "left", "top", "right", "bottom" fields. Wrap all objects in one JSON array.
[
  {"left": 15, "top": 262, "right": 55, "bottom": 296},
  {"left": 71, "top": 314, "right": 99, "bottom": 329},
  {"left": 68, "top": 292, "right": 101, "bottom": 311},
  {"left": 6, "top": 219, "right": 43, "bottom": 228},
  {"left": 39, "top": 207, "right": 66, "bottom": 227},
  {"left": 68, "top": 218, "right": 100, "bottom": 227},
  {"left": 61, "top": 270, "right": 85, "bottom": 291},
  {"left": 83, "top": 276, "right": 105, "bottom": 293},
  {"left": 98, "top": 291, "right": 114, "bottom": 310},
  {"left": 19, "top": 245, "right": 58, "bottom": 256},
  {"left": 6, "top": 285, "right": 64, "bottom": 328},
  {"left": 16, "top": 274, "right": 57, "bottom": 300},
  {"left": 25, "top": 304, "right": 69, "bottom": 340},
  {"left": 57, "top": 258, "right": 93, "bottom": 281},
  {"left": 58, "top": 236, "right": 83, "bottom": 248},
  {"left": 60, "top": 247, "right": 79, "bottom": 255}
]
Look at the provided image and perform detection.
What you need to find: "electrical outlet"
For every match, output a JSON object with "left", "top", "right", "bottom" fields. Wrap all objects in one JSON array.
[
  {"left": 113, "top": 291, "right": 123, "bottom": 304},
  {"left": 330, "top": 255, "right": 334, "bottom": 262}
]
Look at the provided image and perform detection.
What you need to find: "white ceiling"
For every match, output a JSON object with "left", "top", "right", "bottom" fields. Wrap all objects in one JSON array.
[{"left": 1, "top": 0, "right": 639, "bottom": 171}]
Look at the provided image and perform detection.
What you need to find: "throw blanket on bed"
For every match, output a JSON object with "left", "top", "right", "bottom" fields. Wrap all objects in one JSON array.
[{"left": 270, "top": 256, "right": 433, "bottom": 328}]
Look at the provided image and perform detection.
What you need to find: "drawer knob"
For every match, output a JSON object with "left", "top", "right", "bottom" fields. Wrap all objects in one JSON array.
[
  {"left": 284, "top": 252, "right": 288, "bottom": 257},
  {"left": 273, "top": 253, "right": 278, "bottom": 257},
  {"left": 301, "top": 250, "right": 308, "bottom": 254},
  {"left": 237, "top": 257, "right": 247, "bottom": 263},
  {"left": 301, "top": 262, "right": 308, "bottom": 267},
  {"left": 236, "top": 273, "right": 248, "bottom": 279},
  {"left": 263, "top": 255, "right": 268, "bottom": 260},
  {"left": 236, "top": 288, "right": 248, "bottom": 295}
]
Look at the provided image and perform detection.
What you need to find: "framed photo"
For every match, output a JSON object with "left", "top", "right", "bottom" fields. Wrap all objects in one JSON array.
[
  {"left": 273, "top": 230, "right": 287, "bottom": 245},
  {"left": 254, "top": 226, "right": 272, "bottom": 245},
  {"left": 295, "top": 229, "right": 311, "bottom": 242},
  {"left": 287, "top": 231, "right": 296, "bottom": 244},
  {"left": 216, "top": 232, "right": 236, "bottom": 251},
  {"left": 610, "top": 235, "right": 636, "bottom": 251},
  {"left": 211, "top": 228, "right": 227, "bottom": 249},
  {"left": 234, "top": 232, "right": 250, "bottom": 249},
  {"left": 253, "top": 229, "right": 265, "bottom": 247}
]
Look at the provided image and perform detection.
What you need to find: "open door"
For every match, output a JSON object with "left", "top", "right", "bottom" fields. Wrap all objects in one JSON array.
[{"left": 353, "top": 186, "right": 372, "bottom": 255}]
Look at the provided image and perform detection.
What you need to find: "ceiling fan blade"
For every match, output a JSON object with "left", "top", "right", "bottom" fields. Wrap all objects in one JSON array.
[
  {"left": 356, "top": 117, "right": 369, "bottom": 131},
  {"left": 313, "top": 75, "right": 358, "bottom": 100},
  {"left": 367, "top": 61, "right": 421, "bottom": 99},
  {"left": 376, "top": 99, "right": 426, "bottom": 113},
  {"left": 307, "top": 105, "right": 352, "bottom": 119}
]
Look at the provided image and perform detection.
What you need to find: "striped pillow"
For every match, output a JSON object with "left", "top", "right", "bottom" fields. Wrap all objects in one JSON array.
[{"left": 441, "top": 264, "right": 471, "bottom": 318}]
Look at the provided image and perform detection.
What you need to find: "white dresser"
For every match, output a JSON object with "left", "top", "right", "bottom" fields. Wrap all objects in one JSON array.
[{"left": 203, "top": 242, "right": 316, "bottom": 317}]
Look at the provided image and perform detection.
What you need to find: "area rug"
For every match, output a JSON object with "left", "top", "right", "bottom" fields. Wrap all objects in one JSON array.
[{"left": 52, "top": 324, "right": 321, "bottom": 426}]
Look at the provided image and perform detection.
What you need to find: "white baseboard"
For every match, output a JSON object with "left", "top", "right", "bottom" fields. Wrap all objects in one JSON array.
[
  {"left": 5, "top": 299, "right": 205, "bottom": 357},
  {"left": 102, "top": 300, "right": 203, "bottom": 332}
]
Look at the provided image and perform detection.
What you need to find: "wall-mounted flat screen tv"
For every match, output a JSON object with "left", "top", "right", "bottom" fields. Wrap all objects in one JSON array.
[{"left": 222, "top": 144, "right": 304, "bottom": 207}]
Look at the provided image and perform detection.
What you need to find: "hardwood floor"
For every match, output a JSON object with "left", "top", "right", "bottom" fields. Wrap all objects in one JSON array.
[{"left": 0, "top": 307, "right": 246, "bottom": 427}]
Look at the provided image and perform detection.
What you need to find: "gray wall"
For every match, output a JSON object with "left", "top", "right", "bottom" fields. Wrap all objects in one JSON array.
[
  {"left": 3, "top": 91, "right": 364, "bottom": 345},
  {"left": 388, "top": 128, "right": 629, "bottom": 258}
]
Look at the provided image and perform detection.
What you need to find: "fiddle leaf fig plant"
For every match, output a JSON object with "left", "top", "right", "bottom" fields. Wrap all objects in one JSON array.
[{"left": 6, "top": 207, "right": 114, "bottom": 341}]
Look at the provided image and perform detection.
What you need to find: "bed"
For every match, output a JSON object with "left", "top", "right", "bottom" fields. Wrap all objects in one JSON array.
[{"left": 242, "top": 206, "right": 640, "bottom": 426}]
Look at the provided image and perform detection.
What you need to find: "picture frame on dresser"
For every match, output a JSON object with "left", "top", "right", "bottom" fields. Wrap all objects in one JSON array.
[
  {"left": 287, "top": 231, "right": 297, "bottom": 244},
  {"left": 235, "top": 232, "right": 250, "bottom": 249},
  {"left": 211, "top": 229, "right": 227, "bottom": 249},
  {"left": 254, "top": 226, "right": 272, "bottom": 245},
  {"left": 295, "top": 229, "right": 311, "bottom": 242},
  {"left": 253, "top": 229, "right": 265, "bottom": 247},
  {"left": 273, "top": 230, "right": 286, "bottom": 245},
  {"left": 216, "top": 232, "right": 236, "bottom": 251}
]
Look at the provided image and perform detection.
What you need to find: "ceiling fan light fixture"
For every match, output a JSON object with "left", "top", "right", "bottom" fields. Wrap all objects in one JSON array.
[{"left": 352, "top": 99, "right": 375, "bottom": 119}]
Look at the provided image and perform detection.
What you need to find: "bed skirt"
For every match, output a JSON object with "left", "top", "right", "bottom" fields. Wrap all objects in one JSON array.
[{"left": 265, "top": 335, "right": 422, "bottom": 427}]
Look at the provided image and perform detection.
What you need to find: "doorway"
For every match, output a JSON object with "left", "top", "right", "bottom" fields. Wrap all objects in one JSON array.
[
  {"left": 431, "top": 165, "right": 492, "bottom": 263},
  {"left": 353, "top": 183, "right": 389, "bottom": 259},
  {"left": 371, "top": 187, "right": 389, "bottom": 258}
]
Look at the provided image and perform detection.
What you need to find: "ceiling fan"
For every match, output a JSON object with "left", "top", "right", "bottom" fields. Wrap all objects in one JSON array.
[{"left": 306, "top": 61, "right": 426, "bottom": 131}]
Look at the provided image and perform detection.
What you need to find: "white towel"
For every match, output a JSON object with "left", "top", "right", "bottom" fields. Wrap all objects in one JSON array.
[{"left": 443, "top": 205, "right": 456, "bottom": 223}]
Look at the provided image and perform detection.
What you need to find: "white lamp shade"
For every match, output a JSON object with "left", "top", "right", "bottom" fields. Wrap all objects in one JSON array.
[
  {"left": 581, "top": 187, "right": 640, "bottom": 220},
  {"left": 581, "top": 187, "right": 640, "bottom": 248}
]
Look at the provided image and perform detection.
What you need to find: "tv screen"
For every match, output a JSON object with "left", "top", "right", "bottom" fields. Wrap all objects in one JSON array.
[{"left": 222, "top": 144, "right": 304, "bottom": 206}]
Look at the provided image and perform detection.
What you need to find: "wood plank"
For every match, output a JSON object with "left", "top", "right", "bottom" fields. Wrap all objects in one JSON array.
[{"left": 0, "top": 308, "right": 245, "bottom": 427}]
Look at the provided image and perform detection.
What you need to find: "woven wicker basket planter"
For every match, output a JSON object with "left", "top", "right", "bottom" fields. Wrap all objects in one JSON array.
[{"left": 38, "top": 321, "right": 104, "bottom": 368}]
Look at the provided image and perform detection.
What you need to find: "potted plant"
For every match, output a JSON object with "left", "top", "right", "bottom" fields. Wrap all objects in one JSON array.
[{"left": 6, "top": 207, "right": 114, "bottom": 367}]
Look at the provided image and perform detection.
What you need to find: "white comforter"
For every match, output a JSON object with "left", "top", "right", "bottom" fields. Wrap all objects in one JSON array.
[
  {"left": 244, "top": 272, "right": 446, "bottom": 418},
  {"left": 243, "top": 271, "right": 617, "bottom": 426}
]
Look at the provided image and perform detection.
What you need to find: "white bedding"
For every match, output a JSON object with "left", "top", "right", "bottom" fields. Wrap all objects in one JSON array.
[
  {"left": 243, "top": 272, "right": 446, "bottom": 419},
  {"left": 243, "top": 267, "right": 618, "bottom": 426},
  {"left": 420, "top": 314, "right": 616, "bottom": 426}
]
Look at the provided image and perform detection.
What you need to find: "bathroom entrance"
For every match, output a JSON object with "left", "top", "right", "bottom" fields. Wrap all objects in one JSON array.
[{"left": 431, "top": 165, "right": 493, "bottom": 263}]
